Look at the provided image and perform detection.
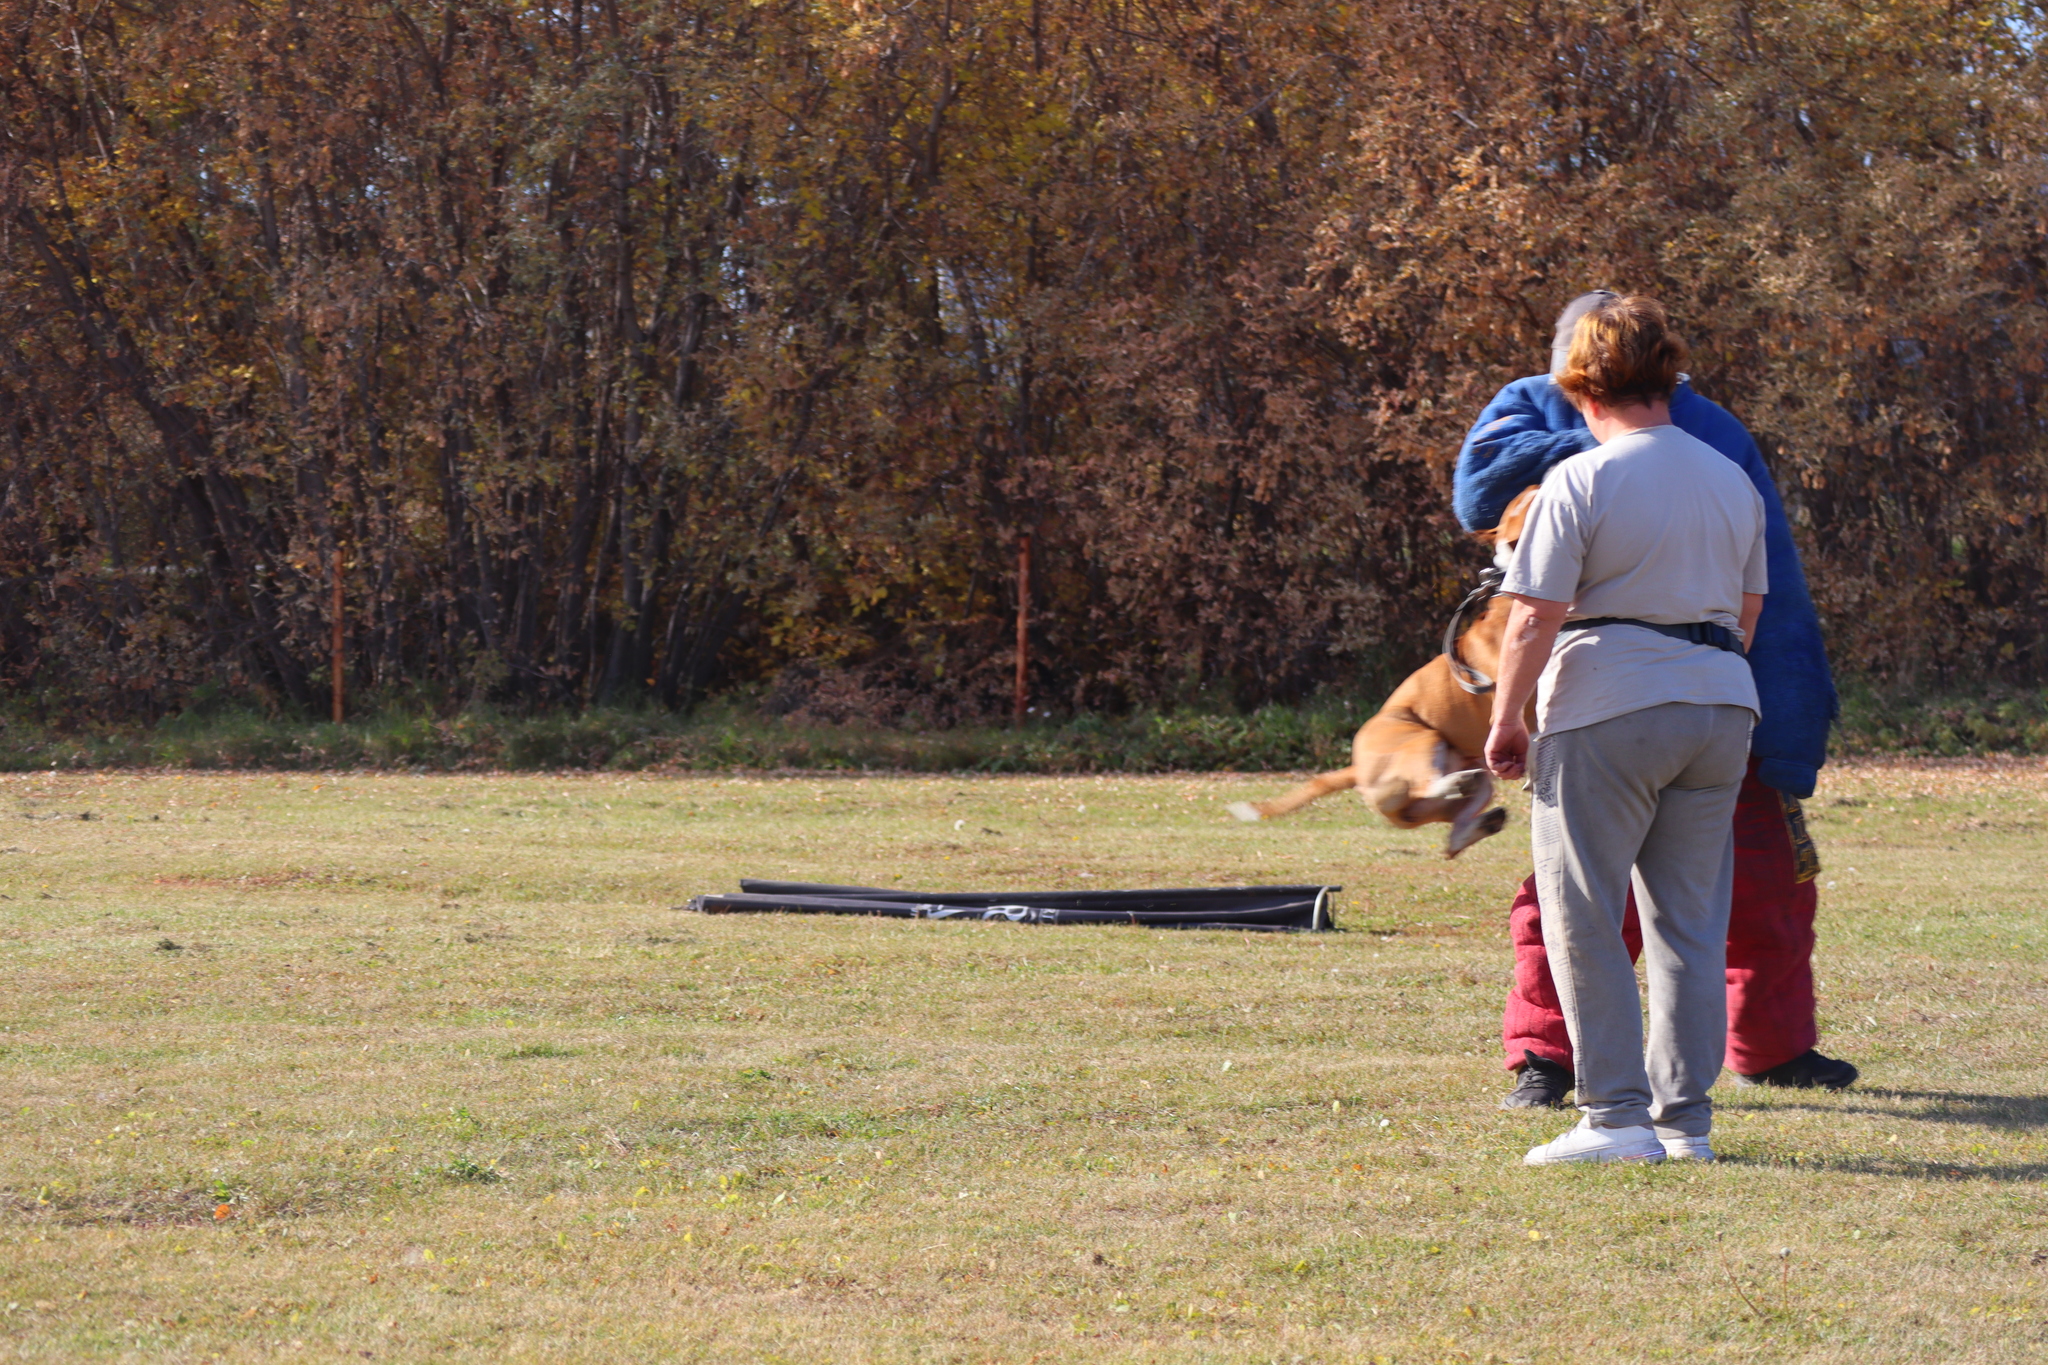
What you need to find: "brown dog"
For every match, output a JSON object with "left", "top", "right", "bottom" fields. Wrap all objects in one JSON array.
[{"left": 1228, "top": 488, "right": 1540, "bottom": 857}]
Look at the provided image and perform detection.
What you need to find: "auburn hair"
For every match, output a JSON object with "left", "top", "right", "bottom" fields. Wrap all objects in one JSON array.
[{"left": 1556, "top": 294, "right": 1687, "bottom": 408}]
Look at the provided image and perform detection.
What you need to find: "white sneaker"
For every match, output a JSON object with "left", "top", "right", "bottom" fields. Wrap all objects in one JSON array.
[
  {"left": 1523, "top": 1118, "right": 1666, "bottom": 1166},
  {"left": 1660, "top": 1134, "right": 1715, "bottom": 1161}
]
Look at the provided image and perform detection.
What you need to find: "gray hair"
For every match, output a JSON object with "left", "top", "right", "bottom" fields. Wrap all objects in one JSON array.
[{"left": 1550, "top": 290, "right": 1619, "bottom": 377}]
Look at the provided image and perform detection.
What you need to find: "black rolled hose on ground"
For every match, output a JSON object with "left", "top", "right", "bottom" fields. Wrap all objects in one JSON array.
[{"left": 684, "top": 880, "right": 1339, "bottom": 931}]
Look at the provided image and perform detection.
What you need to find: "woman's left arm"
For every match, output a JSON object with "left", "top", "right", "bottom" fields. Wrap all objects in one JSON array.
[
  {"left": 1739, "top": 592, "right": 1763, "bottom": 651},
  {"left": 1485, "top": 594, "right": 1571, "bottom": 780}
]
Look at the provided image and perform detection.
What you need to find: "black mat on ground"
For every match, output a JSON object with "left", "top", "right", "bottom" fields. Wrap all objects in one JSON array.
[{"left": 684, "top": 880, "right": 1338, "bottom": 931}]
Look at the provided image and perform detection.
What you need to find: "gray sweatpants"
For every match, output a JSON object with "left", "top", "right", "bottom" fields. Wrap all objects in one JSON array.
[{"left": 1531, "top": 702, "right": 1752, "bottom": 1137}]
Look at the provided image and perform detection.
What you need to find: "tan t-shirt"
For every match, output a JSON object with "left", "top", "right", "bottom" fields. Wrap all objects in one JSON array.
[{"left": 1501, "top": 424, "right": 1768, "bottom": 737}]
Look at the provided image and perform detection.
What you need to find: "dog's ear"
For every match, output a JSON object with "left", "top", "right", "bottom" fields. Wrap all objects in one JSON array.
[{"left": 1475, "top": 485, "right": 1543, "bottom": 548}]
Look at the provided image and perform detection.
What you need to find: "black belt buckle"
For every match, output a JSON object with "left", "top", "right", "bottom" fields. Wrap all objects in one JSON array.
[{"left": 1689, "top": 622, "right": 1740, "bottom": 653}]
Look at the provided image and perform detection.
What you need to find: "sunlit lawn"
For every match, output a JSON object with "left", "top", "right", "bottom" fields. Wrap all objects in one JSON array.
[{"left": 3, "top": 760, "right": 2046, "bottom": 1362}]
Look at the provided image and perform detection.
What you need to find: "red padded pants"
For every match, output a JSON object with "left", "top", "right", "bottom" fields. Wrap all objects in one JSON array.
[{"left": 1501, "top": 759, "right": 1820, "bottom": 1077}]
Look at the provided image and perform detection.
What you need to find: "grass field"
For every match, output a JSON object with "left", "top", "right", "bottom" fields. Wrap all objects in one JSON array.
[{"left": 3, "top": 760, "right": 2046, "bottom": 1363}]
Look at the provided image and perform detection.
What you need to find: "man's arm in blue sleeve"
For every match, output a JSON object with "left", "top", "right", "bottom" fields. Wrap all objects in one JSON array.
[
  {"left": 1671, "top": 388, "right": 1839, "bottom": 797},
  {"left": 1452, "top": 376, "right": 1597, "bottom": 531}
]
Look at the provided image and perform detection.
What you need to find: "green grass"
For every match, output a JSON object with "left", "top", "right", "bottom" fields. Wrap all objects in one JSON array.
[
  {"left": 5, "top": 677, "right": 2047, "bottom": 777},
  {"left": 1834, "top": 681, "right": 2048, "bottom": 756},
  {"left": 1, "top": 761, "right": 2045, "bottom": 1361},
  {"left": 0, "top": 695, "right": 1388, "bottom": 774}
]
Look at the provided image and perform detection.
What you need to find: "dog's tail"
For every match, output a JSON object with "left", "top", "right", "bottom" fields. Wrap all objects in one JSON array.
[{"left": 1227, "top": 767, "right": 1358, "bottom": 823}]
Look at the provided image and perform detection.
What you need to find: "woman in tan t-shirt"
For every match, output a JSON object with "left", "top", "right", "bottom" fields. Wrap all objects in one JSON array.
[{"left": 1484, "top": 296, "right": 1766, "bottom": 1166}]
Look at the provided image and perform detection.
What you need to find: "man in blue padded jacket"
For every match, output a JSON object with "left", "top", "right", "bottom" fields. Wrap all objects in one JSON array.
[{"left": 1457, "top": 290, "right": 1858, "bottom": 1108}]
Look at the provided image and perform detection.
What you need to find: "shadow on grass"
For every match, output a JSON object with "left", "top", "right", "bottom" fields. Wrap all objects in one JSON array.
[
  {"left": 1742, "top": 1087, "right": 2048, "bottom": 1131},
  {"left": 1715, "top": 1086, "right": 2048, "bottom": 1182},
  {"left": 1716, "top": 1152, "right": 2048, "bottom": 1183}
]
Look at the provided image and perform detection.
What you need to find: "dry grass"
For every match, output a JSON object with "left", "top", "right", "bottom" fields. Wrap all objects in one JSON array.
[{"left": 2, "top": 760, "right": 2046, "bottom": 1362}]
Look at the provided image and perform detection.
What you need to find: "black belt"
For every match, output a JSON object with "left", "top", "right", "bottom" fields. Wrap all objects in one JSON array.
[{"left": 1561, "top": 617, "right": 1745, "bottom": 654}]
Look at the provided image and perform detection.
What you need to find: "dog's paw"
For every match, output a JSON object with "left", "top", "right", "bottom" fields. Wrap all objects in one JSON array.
[
  {"left": 1444, "top": 805, "right": 1509, "bottom": 858},
  {"left": 1226, "top": 801, "right": 1264, "bottom": 823},
  {"left": 1424, "top": 768, "right": 1487, "bottom": 801}
]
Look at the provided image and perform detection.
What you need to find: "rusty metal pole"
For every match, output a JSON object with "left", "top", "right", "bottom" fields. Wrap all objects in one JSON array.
[
  {"left": 1013, "top": 531, "right": 1032, "bottom": 727},
  {"left": 330, "top": 545, "right": 345, "bottom": 724}
]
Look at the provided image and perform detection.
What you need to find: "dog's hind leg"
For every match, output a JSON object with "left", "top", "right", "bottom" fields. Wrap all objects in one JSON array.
[
  {"left": 1422, "top": 743, "right": 1490, "bottom": 805},
  {"left": 1228, "top": 767, "right": 1357, "bottom": 822},
  {"left": 1443, "top": 777, "right": 1508, "bottom": 858},
  {"left": 1355, "top": 721, "right": 1457, "bottom": 826}
]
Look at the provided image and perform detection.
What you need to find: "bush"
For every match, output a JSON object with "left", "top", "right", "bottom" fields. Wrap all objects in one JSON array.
[
  {"left": 3, "top": 681, "right": 2035, "bottom": 775},
  {"left": 0, "top": 695, "right": 1369, "bottom": 774},
  {"left": 1834, "top": 683, "right": 2048, "bottom": 757}
]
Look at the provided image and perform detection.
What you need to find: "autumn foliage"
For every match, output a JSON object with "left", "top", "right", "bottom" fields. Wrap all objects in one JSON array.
[{"left": 3, "top": 0, "right": 2044, "bottom": 722}]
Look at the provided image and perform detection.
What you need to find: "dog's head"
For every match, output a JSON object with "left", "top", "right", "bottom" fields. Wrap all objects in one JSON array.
[
  {"left": 1494, "top": 485, "right": 1541, "bottom": 547},
  {"left": 1476, "top": 485, "right": 1542, "bottom": 569}
]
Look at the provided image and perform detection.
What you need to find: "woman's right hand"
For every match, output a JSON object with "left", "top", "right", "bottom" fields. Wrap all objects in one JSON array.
[{"left": 1485, "top": 717, "right": 1531, "bottom": 781}]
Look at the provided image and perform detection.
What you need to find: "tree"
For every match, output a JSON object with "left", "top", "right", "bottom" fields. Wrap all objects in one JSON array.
[{"left": 1, "top": 0, "right": 2042, "bottom": 723}]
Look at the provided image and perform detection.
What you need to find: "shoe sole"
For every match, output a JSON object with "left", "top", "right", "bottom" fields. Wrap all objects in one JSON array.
[{"left": 1523, "top": 1149, "right": 1665, "bottom": 1167}]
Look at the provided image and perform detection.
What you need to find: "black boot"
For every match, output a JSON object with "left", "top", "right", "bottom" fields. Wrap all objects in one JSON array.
[
  {"left": 1499, "top": 1050, "right": 1573, "bottom": 1110},
  {"left": 1735, "top": 1049, "right": 1859, "bottom": 1091}
]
